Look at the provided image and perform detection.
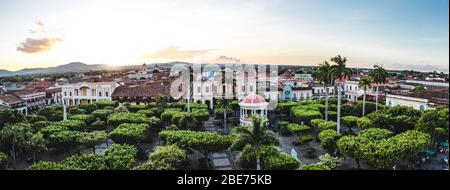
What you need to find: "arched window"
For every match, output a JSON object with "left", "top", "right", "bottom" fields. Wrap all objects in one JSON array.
[
  {"left": 419, "top": 105, "right": 425, "bottom": 111},
  {"left": 388, "top": 100, "right": 392, "bottom": 107}
]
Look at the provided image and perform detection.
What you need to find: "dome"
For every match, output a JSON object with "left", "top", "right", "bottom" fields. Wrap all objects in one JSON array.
[
  {"left": 241, "top": 94, "right": 266, "bottom": 104},
  {"left": 239, "top": 94, "right": 268, "bottom": 109}
]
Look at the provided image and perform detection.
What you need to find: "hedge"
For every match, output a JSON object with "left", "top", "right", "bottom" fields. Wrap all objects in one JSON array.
[
  {"left": 68, "top": 114, "right": 96, "bottom": 125},
  {"left": 287, "top": 124, "right": 310, "bottom": 135},
  {"left": 109, "top": 123, "right": 152, "bottom": 144},
  {"left": 341, "top": 116, "right": 359, "bottom": 128},
  {"left": 95, "top": 100, "right": 119, "bottom": 109},
  {"left": 53, "top": 120, "right": 86, "bottom": 131},
  {"left": 107, "top": 112, "right": 150, "bottom": 127},
  {"left": 319, "top": 129, "right": 342, "bottom": 141},
  {"left": 317, "top": 121, "right": 337, "bottom": 131},
  {"left": 299, "top": 134, "right": 313, "bottom": 144}
]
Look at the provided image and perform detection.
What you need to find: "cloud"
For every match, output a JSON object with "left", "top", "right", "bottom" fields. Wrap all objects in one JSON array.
[
  {"left": 29, "top": 20, "right": 63, "bottom": 33},
  {"left": 35, "top": 20, "right": 45, "bottom": 27},
  {"left": 16, "top": 38, "right": 63, "bottom": 53},
  {"left": 201, "top": 55, "right": 243, "bottom": 64},
  {"left": 143, "top": 46, "right": 212, "bottom": 59}
]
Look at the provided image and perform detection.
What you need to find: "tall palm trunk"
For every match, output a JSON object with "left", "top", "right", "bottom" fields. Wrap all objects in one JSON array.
[
  {"left": 224, "top": 108, "right": 227, "bottom": 134},
  {"left": 362, "top": 89, "right": 366, "bottom": 117},
  {"left": 32, "top": 151, "right": 37, "bottom": 163},
  {"left": 375, "top": 86, "right": 379, "bottom": 111},
  {"left": 324, "top": 84, "right": 329, "bottom": 122},
  {"left": 336, "top": 82, "right": 341, "bottom": 133},
  {"left": 11, "top": 137, "right": 16, "bottom": 170},
  {"left": 256, "top": 157, "right": 261, "bottom": 170}
]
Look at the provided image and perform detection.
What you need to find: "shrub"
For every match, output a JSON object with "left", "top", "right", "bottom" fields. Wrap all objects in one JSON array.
[
  {"left": 165, "top": 124, "right": 179, "bottom": 131},
  {"left": 277, "top": 121, "right": 290, "bottom": 127},
  {"left": 95, "top": 100, "right": 119, "bottom": 109},
  {"left": 114, "top": 106, "right": 129, "bottom": 113},
  {"left": 32, "top": 121, "right": 52, "bottom": 132},
  {"left": 91, "top": 109, "right": 114, "bottom": 121},
  {"left": 262, "top": 153, "right": 300, "bottom": 170},
  {"left": 79, "top": 104, "right": 98, "bottom": 114},
  {"left": 291, "top": 107, "right": 322, "bottom": 125},
  {"left": 107, "top": 112, "right": 150, "bottom": 127},
  {"left": 137, "top": 109, "right": 156, "bottom": 117},
  {"left": 104, "top": 144, "right": 137, "bottom": 170},
  {"left": 160, "top": 130, "right": 232, "bottom": 158},
  {"left": 160, "top": 109, "right": 182, "bottom": 124},
  {"left": 109, "top": 123, "right": 151, "bottom": 144},
  {"left": 68, "top": 107, "right": 87, "bottom": 115},
  {"left": 319, "top": 129, "right": 342, "bottom": 141},
  {"left": 29, "top": 161, "right": 80, "bottom": 170},
  {"left": 356, "top": 117, "right": 373, "bottom": 129},
  {"left": 318, "top": 121, "right": 337, "bottom": 131},
  {"left": 258, "top": 145, "right": 280, "bottom": 161},
  {"left": 126, "top": 104, "right": 147, "bottom": 113},
  {"left": 39, "top": 125, "right": 68, "bottom": 138},
  {"left": 0, "top": 152, "right": 8, "bottom": 169},
  {"left": 103, "top": 106, "right": 115, "bottom": 110},
  {"left": 53, "top": 120, "right": 86, "bottom": 131},
  {"left": 300, "top": 163, "right": 330, "bottom": 170},
  {"left": 134, "top": 145, "right": 187, "bottom": 170},
  {"left": 68, "top": 114, "right": 96, "bottom": 125},
  {"left": 47, "top": 130, "right": 82, "bottom": 150},
  {"left": 299, "top": 134, "right": 313, "bottom": 144},
  {"left": 25, "top": 114, "right": 47, "bottom": 123},
  {"left": 311, "top": 119, "right": 325, "bottom": 128},
  {"left": 341, "top": 116, "right": 359, "bottom": 128},
  {"left": 37, "top": 105, "right": 63, "bottom": 121},
  {"left": 327, "top": 111, "right": 337, "bottom": 121},
  {"left": 90, "top": 120, "right": 106, "bottom": 130},
  {"left": 278, "top": 121, "right": 291, "bottom": 135},
  {"left": 318, "top": 153, "right": 341, "bottom": 169},
  {"left": 239, "top": 144, "right": 257, "bottom": 169},
  {"left": 63, "top": 154, "right": 107, "bottom": 170},
  {"left": 320, "top": 137, "right": 337, "bottom": 154},
  {"left": 358, "top": 128, "right": 393, "bottom": 141},
  {"left": 191, "top": 109, "right": 210, "bottom": 125},
  {"left": 287, "top": 124, "right": 311, "bottom": 135}
]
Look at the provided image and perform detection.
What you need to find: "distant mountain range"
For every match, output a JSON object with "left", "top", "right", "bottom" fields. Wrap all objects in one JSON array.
[
  {"left": 0, "top": 61, "right": 218, "bottom": 77},
  {"left": 0, "top": 62, "right": 143, "bottom": 77}
]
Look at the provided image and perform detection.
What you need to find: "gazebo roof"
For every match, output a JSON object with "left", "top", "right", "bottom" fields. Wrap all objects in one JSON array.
[
  {"left": 241, "top": 94, "right": 266, "bottom": 104},
  {"left": 239, "top": 94, "right": 268, "bottom": 109}
]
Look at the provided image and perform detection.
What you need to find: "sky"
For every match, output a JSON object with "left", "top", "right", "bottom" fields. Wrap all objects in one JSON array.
[{"left": 0, "top": 0, "right": 448, "bottom": 72}]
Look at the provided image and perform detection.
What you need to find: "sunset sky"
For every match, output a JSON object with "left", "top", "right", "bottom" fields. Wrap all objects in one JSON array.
[{"left": 0, "top": 0, "right": 448, "bottom": 72}]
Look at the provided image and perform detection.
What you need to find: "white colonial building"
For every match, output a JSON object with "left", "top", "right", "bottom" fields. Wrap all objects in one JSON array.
[
  {"left": 192, "top": 73, "right": 234, "bottom": 109},
  {"left": 386, "top": 94, "right": 432, "bottom": 111},
  {"left": 61, "top": 82, "right": 119, "bottom": 106},
  {"left": 312, "top": 86, "right": 335, "bottom": 99}
]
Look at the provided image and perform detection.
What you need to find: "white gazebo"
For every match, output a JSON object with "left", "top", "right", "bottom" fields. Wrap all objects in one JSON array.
[{"left": 239, "top": 94, "right": 269, "bottom": 126}]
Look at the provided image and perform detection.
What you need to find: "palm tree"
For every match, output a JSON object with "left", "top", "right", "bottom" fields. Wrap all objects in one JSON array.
[
  {"left": 358, "top": 76, "right": 373, "bottom": 117},
  {"left": 217, "top": 98, "right": 232, "bottom": 134},
  {"left": 369, "top": 65, "right": 387, "bottom": 111},
  {"left": 155, "top": 94, "right": 168, "bottom": 110},
  {"left": 26, "top": 132, "right": 47, "bottom": 163},
  {"left": 330, "top": 55, "right": 352, "bottom": 133},
  {"left": 0, "top": 124, "right": 29, "bottom": 170},
  {"left": 316, "top": 61, "right": 334, "bottom": 122},
  {"left": 230, "top": 115, "right": 279, "bottom": 170}
]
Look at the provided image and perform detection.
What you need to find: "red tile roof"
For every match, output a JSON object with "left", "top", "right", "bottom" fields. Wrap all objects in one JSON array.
[
  {"left": 241, "top": 94, "right": 266, "bottom": 104},
  {"left": 0, "top": 94, "right": 24, "bottom": 105},
  {"left": 112, "top": 81, "right": 172, "bottom": 99}
]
